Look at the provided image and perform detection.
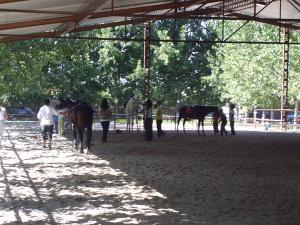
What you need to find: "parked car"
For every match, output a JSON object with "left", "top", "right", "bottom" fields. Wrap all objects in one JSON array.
[
  {"left": 287, "top": 112, "right": 300, "bottom": 123},
  {"left": 7, "top": 107, "right": 36, "bottom": 120}
]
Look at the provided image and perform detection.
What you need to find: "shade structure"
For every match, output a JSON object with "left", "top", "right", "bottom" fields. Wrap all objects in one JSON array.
[{"left": 0, "top": 0, "right": 300, "bottom": 43}]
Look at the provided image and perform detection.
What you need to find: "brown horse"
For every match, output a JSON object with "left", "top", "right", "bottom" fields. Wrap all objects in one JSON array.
[
  {"left": 61, "top": 99, "right": 94, "bottom": 153},
  {"left": 177, "top": 105, "right": 219, "bottom": 135}
]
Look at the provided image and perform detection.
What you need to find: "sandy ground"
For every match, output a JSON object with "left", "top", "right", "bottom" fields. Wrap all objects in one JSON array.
[{"left": 0, "top": 122, "right": 300, "bottom": 225}]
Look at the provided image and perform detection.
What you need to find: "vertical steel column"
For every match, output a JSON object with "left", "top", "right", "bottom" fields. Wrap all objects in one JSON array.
[
  {"left": 144, "top": 24, "right": 151, "bottom": 100},
  {"left": 281, "top": 28, "right": 290, "bottom": 130}
]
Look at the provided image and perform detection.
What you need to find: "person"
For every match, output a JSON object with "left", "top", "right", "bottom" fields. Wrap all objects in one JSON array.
[
  {"left": 144, "top": 99, "right": 153, "bottom": 141},
  {"left": 99, "top": 98, "right": 112, "bottom": 143},
  {"left": 0, "top": 103, "right": 8, "bottom": 146},
  {"left": 53, "top": 108, "right": 59, "bottom": 135},
  {"left": 219, "top": 109, "right": 228, "bottom": 136},
  {"left": 229, "top": 103, "right": 236, "bottom": 135},
  {"left": 155, "top": 100, "right": 165, "bottom": 137},
  {"left": 57, "top": 103, "right": 66, "bottom": 135},
  {"left": 37, "top": 99, "right": 58, "bottom": 149},
  {"left": 211, "top": 109, "right": 219, "bottom": 135}
]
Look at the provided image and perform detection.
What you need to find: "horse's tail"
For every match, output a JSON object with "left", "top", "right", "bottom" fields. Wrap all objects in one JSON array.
[{"left": 83, "top": 108, "right": 94, "bottom": 128}]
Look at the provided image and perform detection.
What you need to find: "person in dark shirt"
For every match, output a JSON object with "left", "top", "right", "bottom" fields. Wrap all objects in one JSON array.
[
  {"left": 219, "top": 109, "right": 228, "bottom": 136},
  {"left": 229, "top": 103, "right": 236, "bottom": 135}
]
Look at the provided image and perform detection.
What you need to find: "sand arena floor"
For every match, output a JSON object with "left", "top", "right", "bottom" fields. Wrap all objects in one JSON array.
[{"left": 0, "top": 122, "right": 299, "bottom": 225}]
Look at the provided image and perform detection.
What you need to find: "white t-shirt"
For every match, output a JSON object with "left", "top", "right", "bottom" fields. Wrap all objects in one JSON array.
[
  {"left": 0, "top": 107, "right": 7, "bottom": 121},
  {"left": 37, "top": 105, "right": 58, "bottom": 126}
]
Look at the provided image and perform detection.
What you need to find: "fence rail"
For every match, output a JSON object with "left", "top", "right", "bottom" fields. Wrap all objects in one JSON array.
[{"left": 7, "top": 107, "right": 300, "bottom": 132}]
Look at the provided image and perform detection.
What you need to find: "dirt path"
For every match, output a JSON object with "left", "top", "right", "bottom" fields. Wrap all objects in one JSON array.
[{"left": 0, "top": 122, "right": 300, "bottom": 225}]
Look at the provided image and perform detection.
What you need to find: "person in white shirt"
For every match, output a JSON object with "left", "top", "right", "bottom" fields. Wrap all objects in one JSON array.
[
  {"left": 37, "top": 99, "right": 58, "bottom": 148},
  {"left": 0, "top": 103, "right": 8, "bottom": 146}
]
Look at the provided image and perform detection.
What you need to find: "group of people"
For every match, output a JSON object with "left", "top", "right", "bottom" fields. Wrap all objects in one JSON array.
[
  {"left": 143, "top": 98, "right": 165, "bottom": 141},
  {"left": 99, "top": 97, "right": 164, "bottom": 142},
  {"left": 34, "top": 97, "right": 164, "bottom": 148},
  {"left": 212, "top": 103, "right": 236, "bottom": 136},
  {"left": 1, "top": 98, "right": 235, "bottom": 149}
]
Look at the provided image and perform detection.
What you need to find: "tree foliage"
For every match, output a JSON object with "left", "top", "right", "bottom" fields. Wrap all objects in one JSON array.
[{"left": 0, "top": 19, "right": 299, "bottom": 112}]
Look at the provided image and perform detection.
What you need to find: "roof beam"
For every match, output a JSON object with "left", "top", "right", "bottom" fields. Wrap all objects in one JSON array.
[
  {"left": 230, "top": 12, "right": 300, "bottom": 30},
  {"left": 0, "top": 0, "right": 27, "bottom": 4},
  {"left": 0, "top": 16, "right": 77, "bottom": 30},
  {"left": 0, "top": 0, "right": 207, "bottom": 31},
  {"left": 0, "top": 8, "right": 76, "bottom": 15}
]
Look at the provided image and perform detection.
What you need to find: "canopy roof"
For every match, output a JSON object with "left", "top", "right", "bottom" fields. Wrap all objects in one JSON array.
[{"left": 0, "top": 0, "right": 300, "bottom": 43}]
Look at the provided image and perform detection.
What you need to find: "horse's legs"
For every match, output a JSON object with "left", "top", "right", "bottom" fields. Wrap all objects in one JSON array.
[
  {"left": 126, "top": 116, "right": 130, "bottom": 131},
  {"left": 197, "top": 119, "right": 200, "bottom": 135},
  {"left": 177, "top": 117, "right": 182, "bottom": 132},
  {"left": 73, "top": 126, "right": 78, "bottom": 148},
  {"left": 78, "top": 128, "right": 84, "bottom": 153},
  {"left": 86, "top": 127, "right": 92, "bottom": 153},
  {"left": 201, "top": 119, "right": 205, "bottom": 135},
  {"left": 183, "top": 118, "right": 186, "bottom": 134},
  {"left": 136, "top": 114, "right": 139, "bottom": 131},
  {"left": 131, "top": 116, "right": 134, "bottom": 131},
  {"left": 126, "top": 115, "right": 133, "bottom": 132}
]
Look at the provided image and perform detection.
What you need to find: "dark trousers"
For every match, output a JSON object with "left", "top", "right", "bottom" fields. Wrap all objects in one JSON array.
[
  {"left": 230, "top": 120, "right": 235, "bottom": 135},
  {"left": 42, "top": 125, "right": 54, "bottom": 141},
  {"left": 101, "top": 121, "right": 110, "bottom": 142},
  {"left": 145, "top": 118, "right": 153, "bottom": 141},
  {"left": 156, "top": 119, "right": 163, "bottom": 137},
  {"left": 213, "top": 122, "right": 219, "bottom": 134},
  {"left": 220, "top": 121, "right": 227, "bottom": 135}
]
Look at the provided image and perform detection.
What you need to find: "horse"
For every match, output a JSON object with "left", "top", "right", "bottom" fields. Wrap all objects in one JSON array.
[
  {"left": 125, "top": 96, "right": 140, "bottom": 131},
  {"left": 61, "top": 98, "right": 94, "bottom": 153},
  {"left": 177, "top": 105, "right": 219, "bottom": 135}
]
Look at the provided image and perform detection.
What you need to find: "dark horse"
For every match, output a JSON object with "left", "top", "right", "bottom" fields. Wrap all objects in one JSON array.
[
  {"left": 177, "top": 105, "right": 219, "bottom": 135},
  {"left": 61, "top": 98, "right": 94, "bottom": 153}
]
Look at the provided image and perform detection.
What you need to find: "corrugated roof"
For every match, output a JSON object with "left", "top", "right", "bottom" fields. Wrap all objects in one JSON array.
[{"left": 0, "top": 0, "right": 299, "bottom": 43}]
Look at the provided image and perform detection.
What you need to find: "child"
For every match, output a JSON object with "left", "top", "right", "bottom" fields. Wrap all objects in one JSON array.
[
  {"left": 57, "top": 103, "right": 66, "bottom": 135},
  {"left": 144, "top": 99, "right": 153, "bottom": 141},
  {"left": 229, "top": 103, "right": 236, "bottom": 135},
  {"left": 155, "top": 100, "right": 165, "bottom": 137},
  {"left": 219, "top": 109, "right": 228, "bottom": 136},
  {"left": 212, "top": 110, "right": 219, "bottom": 135},
  {"left": 99, "top": 98, "right": 112, "bottom": 143}
]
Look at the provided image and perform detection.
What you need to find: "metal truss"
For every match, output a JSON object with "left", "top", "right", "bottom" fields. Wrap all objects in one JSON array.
[{"left": 212, "top": 0, "right": 275, "bottom": 12}]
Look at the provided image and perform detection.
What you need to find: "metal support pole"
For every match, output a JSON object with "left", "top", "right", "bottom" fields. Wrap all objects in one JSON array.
[
  {"left": 143, "top": 24, "right": 151, "bottom": 100},
  {"left": 281, "top": 28, "right": 290, "bottom": 130}
]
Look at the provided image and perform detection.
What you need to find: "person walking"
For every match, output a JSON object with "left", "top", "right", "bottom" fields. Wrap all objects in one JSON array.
[
  {"left": 155, "top": 100, "right": 165, "bottom": 137},
  {"left": 0, "top": 103, "right": 8, "bottom": 147},
  {"left": 219, "top": 109, "right": 228, "bottom": 136},
  {"left": 57, "top": 103, "right": 67, "bottom": 135},
  {"left": 144, "top": 99, "right": 153, "bottom": 141},
  {"left": 37, "top": 99, "right": 58, "bottom": 149},
  {"left": 229, "top": 103, "right": 236, "bottom": 135},
  {"left": 53, "top": 111, "right": 59, "bottom": 135},
  {"left": 99, "top": 98, "right": 112, "bottom": 143},
  {"left": 212, "top": 109, "right": 220, "bottom": 135}
]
